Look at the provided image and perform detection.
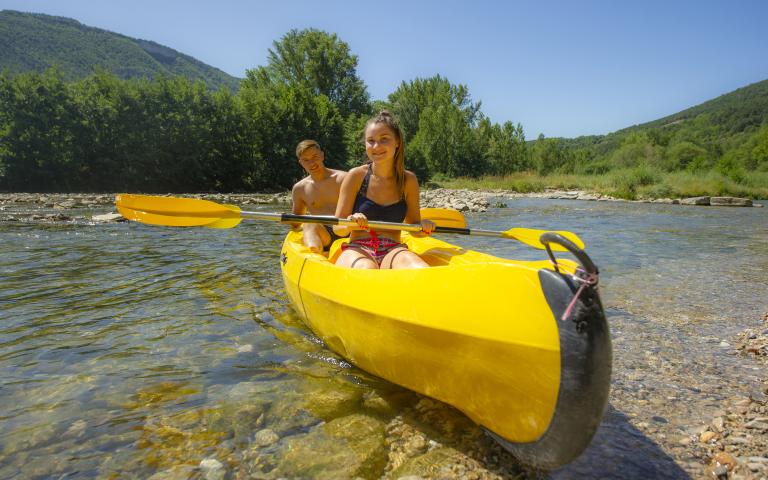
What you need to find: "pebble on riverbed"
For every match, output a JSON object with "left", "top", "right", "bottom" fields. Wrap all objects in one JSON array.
[
  {"left": 685, "top": 315, "right": 768, "bottom": 479},
  {"left": 735, "top": 313, "right": 768, "bottom": 358}
]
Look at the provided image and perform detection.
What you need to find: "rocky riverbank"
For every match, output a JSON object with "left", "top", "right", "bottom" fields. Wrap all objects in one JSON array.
[
  {"left": 0, "top": 189, "right": 759, "bottom": 224},
  {"left": 690, "top": 314, "right": 768, "bottom": 479}
]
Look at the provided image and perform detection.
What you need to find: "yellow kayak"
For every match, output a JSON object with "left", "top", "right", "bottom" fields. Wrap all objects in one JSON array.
[{"left": 280, "top": 230, "right": 611, "bottom": 469}]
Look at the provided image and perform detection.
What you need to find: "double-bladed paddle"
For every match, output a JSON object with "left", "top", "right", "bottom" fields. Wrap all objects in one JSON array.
[{"left": 115, "top": 194, "right": 584, "bottom": 251}]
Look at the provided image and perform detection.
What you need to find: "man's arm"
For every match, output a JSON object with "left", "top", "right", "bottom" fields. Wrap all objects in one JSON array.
[{"left": 290, "top": 183, "right": 306, "bottom": 230}]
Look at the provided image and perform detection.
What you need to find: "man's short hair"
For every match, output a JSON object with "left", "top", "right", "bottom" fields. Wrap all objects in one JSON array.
[{"left": 296, "top": 140, "right": 322, "bottom": 159}]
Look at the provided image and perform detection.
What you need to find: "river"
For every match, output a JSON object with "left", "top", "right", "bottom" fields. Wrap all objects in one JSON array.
[{"left": 1, "top": 196, "right": 766, "bottom": 479}]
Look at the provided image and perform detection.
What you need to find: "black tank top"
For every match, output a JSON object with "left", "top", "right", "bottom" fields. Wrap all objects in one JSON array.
[{"left": 352, "top": 164, "right": 408, "bottom": 223}]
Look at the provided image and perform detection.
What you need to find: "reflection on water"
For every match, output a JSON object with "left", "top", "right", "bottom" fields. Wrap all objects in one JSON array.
[{"left": 0, "top": 199, "right": 766, "bottom": 478}]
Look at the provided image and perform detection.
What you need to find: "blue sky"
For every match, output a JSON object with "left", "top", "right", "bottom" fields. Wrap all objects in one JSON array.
[{"left": 4, "top": 0, "right": 767, "bottom": 138}]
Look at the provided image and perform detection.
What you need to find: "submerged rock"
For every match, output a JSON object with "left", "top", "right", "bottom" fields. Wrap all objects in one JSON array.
[
  {"left": 304, "top": 384, "right": 363, "bottom": 420},
  {"left": 253, "top": 428, "right": 279, "bottom": 447},
  {"left": 199, "top": 457, "right": 225, "bottom": 480},
  {"left": 267, "top": 413, "right": 387, "bottom": 479}
]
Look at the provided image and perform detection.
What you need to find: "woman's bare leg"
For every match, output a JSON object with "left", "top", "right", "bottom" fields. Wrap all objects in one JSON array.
[
  {"left": 382, "top": 248, "right": 429, "bottom": 269},
  {"left": 335, "top": 249, "right": 378, "bottom": 269}
]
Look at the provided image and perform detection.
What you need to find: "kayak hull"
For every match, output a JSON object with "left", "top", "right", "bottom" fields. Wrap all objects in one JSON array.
[{"left": 280, "top": 230, "right": 611, "bottom": 469}]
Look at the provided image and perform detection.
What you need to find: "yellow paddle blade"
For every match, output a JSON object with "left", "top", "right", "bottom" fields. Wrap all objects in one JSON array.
[
  {"left": 502, "top": 228, "right": 585, "bottom": 251},
  {"left": 115, "top": 194, "right": 242, "bottom": 228},
  {"left": 420, "top": 208, "right": 467, "bottom": 228}
]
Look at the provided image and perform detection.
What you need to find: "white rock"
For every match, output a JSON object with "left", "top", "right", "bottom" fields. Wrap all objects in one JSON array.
[
  {"left": 199, "top": 458, "right": 225, "bottom": 480},
  {"left": 253, "top": 428, "right": 279, "bottom": 447},
  {"left": 92, "top": 212, "right": 124, "bottom": 222}
]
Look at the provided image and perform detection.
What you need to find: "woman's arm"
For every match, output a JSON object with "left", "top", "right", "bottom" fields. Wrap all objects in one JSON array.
[
  {"left": 333, "top": 167, "right": 366, "bottom": 236},
  {"left": 403, "top": 171, "right": 434, "bottom": 236}
]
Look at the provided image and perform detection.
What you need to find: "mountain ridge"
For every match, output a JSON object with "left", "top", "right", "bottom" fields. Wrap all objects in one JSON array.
[{"left": 0, "top": 10, "right": 241, "bottom": 91}]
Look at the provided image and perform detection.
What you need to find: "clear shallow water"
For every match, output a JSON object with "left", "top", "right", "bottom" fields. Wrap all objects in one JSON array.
[{"left": 0, "top": 199, "right": 766, "bottom": 478}]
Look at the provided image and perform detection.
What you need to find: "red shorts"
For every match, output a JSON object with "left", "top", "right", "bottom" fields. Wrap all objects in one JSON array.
[{"left": 341, "top": 236, "right": 407, "bottom": 265}]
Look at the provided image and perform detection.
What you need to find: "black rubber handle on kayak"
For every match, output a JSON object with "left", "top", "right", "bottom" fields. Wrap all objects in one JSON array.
[{"left": 540, "top": 232, "right": 598, "bottom": 275}]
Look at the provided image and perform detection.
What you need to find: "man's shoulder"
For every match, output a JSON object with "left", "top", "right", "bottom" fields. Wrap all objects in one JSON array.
[
  {"left": 328, "top": 168, "right": 348, "bottom": 181},
  {"left": 292, "top": 176, "right": 311, "bottom": 191}
]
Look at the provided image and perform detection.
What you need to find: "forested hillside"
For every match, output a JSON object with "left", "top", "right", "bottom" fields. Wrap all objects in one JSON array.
[
  {"left": 0, "top": 10, "right": 240, "bottom": 91},
  {"left": 541, "top": 79, "right": 768, "bottom": 187}
]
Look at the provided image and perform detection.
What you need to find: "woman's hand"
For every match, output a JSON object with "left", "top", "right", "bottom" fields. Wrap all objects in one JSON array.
[
  {"left": 420, "top": 219, "right": 436, "bottom": 235},
  {"left": 347, "top": 212, "right": 369, "bottom": 230}
]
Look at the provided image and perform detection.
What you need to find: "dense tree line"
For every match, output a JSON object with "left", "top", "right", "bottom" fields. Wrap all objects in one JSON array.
[
  {"left": 0, "top": 28, "right": 527, "bottom": 192},
  {"left": 1, "top": 27, "right": 765, "bottom": 193}
]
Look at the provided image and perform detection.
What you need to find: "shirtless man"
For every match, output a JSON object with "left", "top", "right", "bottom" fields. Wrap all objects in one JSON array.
[{"left": 291, "top": 140, "right": 346, "bottom": 252}]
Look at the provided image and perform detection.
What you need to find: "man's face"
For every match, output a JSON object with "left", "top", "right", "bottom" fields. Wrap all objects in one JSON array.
[{"left": 298, "top": 147, "right": 325, "bottom": 174}]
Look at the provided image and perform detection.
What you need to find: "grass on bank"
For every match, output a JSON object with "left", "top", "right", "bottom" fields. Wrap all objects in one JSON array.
[{"left": 437, "top": 169, "right": 768, "bottom": 200}]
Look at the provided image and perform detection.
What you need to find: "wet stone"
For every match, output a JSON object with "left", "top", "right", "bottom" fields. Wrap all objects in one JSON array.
[
  {"left": 199, "top": 458, "right": 225, "bottom": 480},
  {"left": 91, "top": 212, "right": 124, "bottom": 223},
  {"left": 681, "top": 196, "right": 711, "bottom": 205},
  {"left": 304, "top": 384, "right": 364, "bottom": 420},
  {"left": 712, "top": 452, "right": 738, "bottom": 471},
  {"left": 710, "top": 197, "right": 753, "bottom": 207},
  {"left": 704, "top": 463, "right": 729, "bottom": 479},
  {"left": 388, "top": 447, "right": 462, "bottom": 479},
  {"left": 744, "top": 420, "right": 768, "bottom": 430},
  {"left": 712, "top": 416, "right": 725, "bottom": 432},
  {"left": 268, "top": 413, "right": 387, "bottom": 479},
  {"left": 232, "top": 405, "right": 266, "bottom": 441},
  {"left": 147, "top": 465, "right": 197, "bottom": 480},
  {"left": 253, "top": 428, "right": 279, "bottom": 447}
]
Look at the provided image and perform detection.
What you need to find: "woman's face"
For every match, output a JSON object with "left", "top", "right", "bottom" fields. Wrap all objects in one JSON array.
[{"left": 364, "top": 122, "right": 399, "bottom": 163}]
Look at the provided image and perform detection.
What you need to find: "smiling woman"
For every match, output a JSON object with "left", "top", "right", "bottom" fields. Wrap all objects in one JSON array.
[{"left": 333, "top": 111, "right": 436, "bottom": 269}]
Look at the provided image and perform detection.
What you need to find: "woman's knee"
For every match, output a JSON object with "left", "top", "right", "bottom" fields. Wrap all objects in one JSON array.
[
  {"left": 386, "top": 249, "right": 428, "bottom": 269},
  {"left": 336, "top": 250, "right": 377, "bottom": 269},
  {"left": 351, "top": 257, "right": 378, "bottom": 269}
]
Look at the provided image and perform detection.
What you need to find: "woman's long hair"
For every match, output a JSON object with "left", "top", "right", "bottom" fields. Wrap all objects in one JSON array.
[{"left": 365, "top": 110, "right": 406, "bottom": 196}]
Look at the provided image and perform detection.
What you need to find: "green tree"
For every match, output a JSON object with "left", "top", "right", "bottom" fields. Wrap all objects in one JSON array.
[
  {"left": 70, "top": 69, "right": 139, "bottom": 191},
  {"left": 609, "top": 132, "right": 663, "bottom": 170},
  {"left": 666, "top": 141, "right": 708, "bottom": 171},
  {"left": 410, "top": 104, "right": 480, "bottom": 178},
  {"left": 0, "top": 68, "right": 79, "bottom": 191},
  {"left": 203, "top": 88, "right": 257, "bottom": 191},
  {"left": 532, "top": 135, "right": 568, "bottom": 175},
  {"left": 387, "top": 76, "right": 482, "bottom": 178},
  {"left": 240, "top": 80, "right": 344, "bottom": 189},
  {"left": 387, "top": 75, "right": 481, "bottom": 141},
  {"left": 249, "top": 28, "right": 370, "bottom": 119},
  {"left": 749, "top": 124, "right": 768, "bottom": 171},
  {"left": 476, "top": 118, "right": 528, "bottom": 175}
]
